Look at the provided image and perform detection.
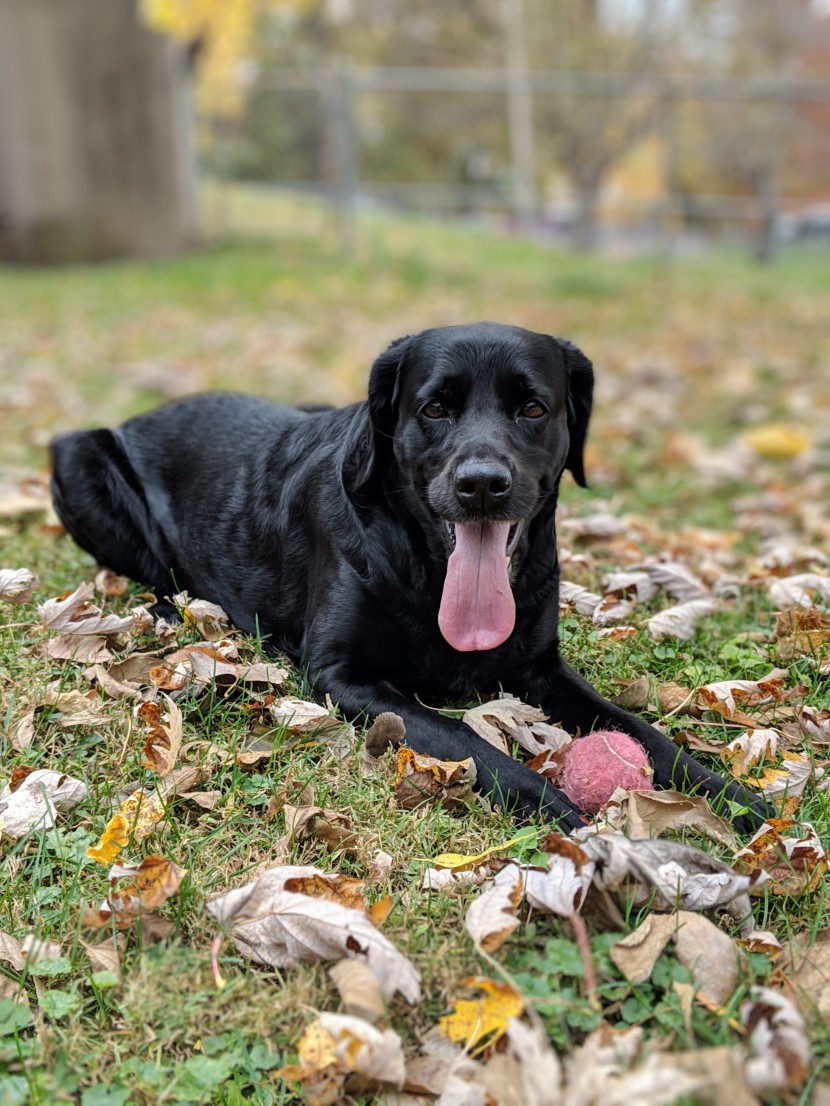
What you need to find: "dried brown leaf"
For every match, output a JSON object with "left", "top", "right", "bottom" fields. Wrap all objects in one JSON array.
[
  {"left": 647, "top": 598, "right": 720, "bottom": 641},
  {"left": 0, "top": 769, "right": 88, "bottom": 839},
  {"left": 393, "top": 747, "right": 476, "bottom": 811},
  {"left": 329, "top": 958, "right": 386, "bottom": 1024},
  {"left": 464, "top": 864, "right": 525, "bottom": 952},
  {"left": 610, "top": 914, "right": 677, "bottom": 984},
  {"left": 734, "top": 818, "right": 827, "bottom": 895},
  {"left": 742, "top": 988, "right": 809, "bottom": 1094},
  {"left": 0, "top": 567, "right": 38, "bottom": 604},
  {"left": 137, "top": 695, "right": 182, "bottom": 777},
  {"left": 625, "top": 790, "right": 738, "bottom": 849},
  {"left": 207, "top": 866, "right": 420, "bottom": 1002},
  {"left": 673, "top": 911, "right": 741, "bottom": 1006}
]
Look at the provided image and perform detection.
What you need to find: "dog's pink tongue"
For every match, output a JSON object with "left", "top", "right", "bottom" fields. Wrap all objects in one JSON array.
[{"left": 438, "top": 521, "right": 515, "bottom": 652}]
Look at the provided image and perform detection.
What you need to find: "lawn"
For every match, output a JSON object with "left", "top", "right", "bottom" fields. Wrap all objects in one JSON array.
[{"left": 0, "top": 195, "right": 829, "bottom": 1105}]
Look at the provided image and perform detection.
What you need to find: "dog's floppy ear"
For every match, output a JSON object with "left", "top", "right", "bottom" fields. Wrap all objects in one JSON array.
[
  {"left": 343, "top": 334, "right": 412, "bottom": 491},
  {"left": 368, "top": 333, "right": 412, "bottom": 432},
  {"left": 557, "top": 338, "right": 594, "bottom": 488}
]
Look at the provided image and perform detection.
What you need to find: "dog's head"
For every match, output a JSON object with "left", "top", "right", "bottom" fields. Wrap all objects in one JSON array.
[{"left": 348, "top": 323, "right": 594, "bottom": 652}]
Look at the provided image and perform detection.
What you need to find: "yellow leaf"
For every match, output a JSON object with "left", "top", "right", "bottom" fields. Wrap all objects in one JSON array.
[
  {"left": 742, "top": 424, "right": 812, "bottom": 460},
  {"left": 86, "top": 813, "right": 130, "bottom": 866},
  {"left": 429, "top": 829, "right": 537, "bottom": 872},
  {"left": 439, "top": 978, "right": 525, "bottom": 1053},
  {"left": 119, "top": 787, "right": 167, "bottom": 840}
]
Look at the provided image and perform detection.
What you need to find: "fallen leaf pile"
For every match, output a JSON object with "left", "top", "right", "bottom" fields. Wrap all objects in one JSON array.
[{"left": 2, "top": 465, "right": 829, "bottom": 1104}]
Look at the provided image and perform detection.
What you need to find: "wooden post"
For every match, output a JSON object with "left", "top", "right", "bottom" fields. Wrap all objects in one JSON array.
[{"left": 502, "top": 0, "right": 537, "bottom": 232}]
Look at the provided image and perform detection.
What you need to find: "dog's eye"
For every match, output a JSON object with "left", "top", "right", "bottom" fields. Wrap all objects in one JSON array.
[
  {"left": 422, "top": 401, "right": 449, "bottom": 420},
  {"left": 520, "top": 400, "right": 547, "bottom": 419}
]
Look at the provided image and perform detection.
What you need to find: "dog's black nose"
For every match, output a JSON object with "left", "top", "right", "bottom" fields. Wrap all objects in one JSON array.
[{"left": 455, "top": 461, "right": 512, "bottom": 512}]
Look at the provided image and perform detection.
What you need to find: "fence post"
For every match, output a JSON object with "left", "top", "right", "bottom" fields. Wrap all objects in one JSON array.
[
  {"left": 502, "top": 0, "right": 537, "bottom": 233},
  {"left": 323, "top": 60, "right": 358, "bottom": 256}
]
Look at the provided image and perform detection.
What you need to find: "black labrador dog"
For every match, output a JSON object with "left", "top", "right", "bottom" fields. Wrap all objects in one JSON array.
[{"left": 51, "top": 322, "right": 768, "bottom": 833}]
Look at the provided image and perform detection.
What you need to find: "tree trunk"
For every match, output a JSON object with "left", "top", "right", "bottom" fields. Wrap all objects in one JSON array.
[{"left": 0, "top": 0, "right": 198, "bottom": 263}]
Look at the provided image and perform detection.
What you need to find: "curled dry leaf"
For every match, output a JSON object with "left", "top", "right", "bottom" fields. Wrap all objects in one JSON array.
[
  {"left": 80, "top": 939, "right": 122, "bottom": 980},
  {"left": 42, "top": 689, "right": 109, "bottom": 728},
  {"left": 742, "top": 988, "right": 809, "bottom": 1095},
  {"left": 464, "top": 694, "right": 572, "bottom": 759},
  {"left": 108, "top": 855, "right": 186, "bottom": 916},
  {"left": 698, "top": 673, "right": 787, "bottom": 723},
  {"left": 773, "top": 606, "right": 830, "bottom": 662},
  {"left": 559, "top": 579, "right": 605, "bottom": 617},
  {"left": 39, "top": 581, "right": 138, "bottom": 638},
  {"left": 137, "top": 695, "right": 182, "bottom": 777},
  {"left": 394, "top": 747, "right": 476, "bottom": 811},
  {"left": 562, "top": 1024, "right": 703, "bottom": 1106},
  {"left": 647, "top": 598, "right": 720, "bottom": 641},
  {"left": 527, "top": 834, "right": 596, "bottom": 915},
  {"left": 83, "top": 855, "right": 185, "bottom": 931},
  {"left": 611, "top": 675, "right": 650, "bottom": 712},
  {"left": 270, "top": 697, "right": 343, "bottom": 735},
  {"left": 605, "top": 568, "right": 659, "bottom": 602},
  {"left": 283, "top": 801, "right": 357, "bottom": 853},
  {"left": 721, "top": 728, "right": 778, "bottom": 774},
  {"left": 0, "top": 769, "right": 88, "bottom": 839},
  {"left": 721, "top": 731, "right": 819, "bottom": 801},
  {"left": 93, "top": 567, "right": 128, "bottom": 597},
  {"left": 737, "top": 929, "right": 784, "bottom": 959},
  {"left": 207, "top": 865, "right": 420, "bottom": 1002},
  {"left": 439, "top": 978, "right": 524, "bottom": 1054},
  {"left": 581, "top": 832, "right": 764, "bottom": 916},
  {"left": 657, "top": 681, "right": 700, "bottom": 718},
  {"left": 481, "top": 1018, "right": 562, "bottom": 1106},
  {"left": 672, "top": 911, "right": 742, "bottom": 1007},
  {"left": 734, "top": 818, "right": 827, "bottom": 895},
  {"left": 634, "top": 561, "right": 711, "bottom": 603},
  {"left": 767, "top": 573, "right": 830, "bottom": 610},
  {"left": 368, "top": 849, "right": 393, "bottom": 883},
  {"left": 624, "top": 790, "right": 738, "bottom": 849},
  {"left": 20, "top": 934, "right": 62, "bottom": 966},
  {"left": 787, "top": 930, "right": 830, "bottom": 1019},
  {"left": 279, "top": 1012, "right": 405, "bottom": 1106},
  {"left": 118, "top": 787, "right": 167, "bottom": 842},
  {"left": 172, "top": 592, "right": 230, "bottom": 638},
  {"left": 0, "top": 931, "right": 26, "bottom": 972},
  {"left": 422, "top": 866, "right": 489, "bottom": 892},
  {"left": 9, "top": 711, "right": 35, "bottom": 752},
  {"left": 329, "top": 958, "right": 386, "bottom": 1024},
  {"left": 610, "top": 913, "right": 677, "bottom": 985},
  {"left": 0, "top": 567, "right": 38, "bottom": 604},
  {"left": 464, "top": 863, "right": 525, "bottom": 952},
  {"left": 83, "top": 663, "right": 143, "bottom": 701}
]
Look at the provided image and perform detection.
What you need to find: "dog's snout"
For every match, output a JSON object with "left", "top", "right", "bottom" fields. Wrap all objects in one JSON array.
[{"left": 454, "top": 461, "right": 512, "bottom": 512}]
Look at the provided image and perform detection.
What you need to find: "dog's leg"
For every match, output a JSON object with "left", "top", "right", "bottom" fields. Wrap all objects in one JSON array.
[
  {"left": 51, "top": 429, "right": 174, "bottom": 595},
  {"left": 527, "top": 660, "right": 772, "bottom": 833},
  {"left": 318, "top": 666, "right": 586, "bottom": 831}
]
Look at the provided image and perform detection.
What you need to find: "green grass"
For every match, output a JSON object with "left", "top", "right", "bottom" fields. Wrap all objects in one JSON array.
[{"left": 1, "top": 191, "right": 829, "bottom": 1104}]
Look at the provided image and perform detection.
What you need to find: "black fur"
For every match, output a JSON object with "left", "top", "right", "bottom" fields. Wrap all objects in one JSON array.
[{"left": 51, "top": 322, "right": 769, "bottom": 833}]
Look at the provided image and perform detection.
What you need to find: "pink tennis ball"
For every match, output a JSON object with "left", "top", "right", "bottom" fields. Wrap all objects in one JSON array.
[{"left": 561, "top": 729, "right": 654, "bottom": 814}]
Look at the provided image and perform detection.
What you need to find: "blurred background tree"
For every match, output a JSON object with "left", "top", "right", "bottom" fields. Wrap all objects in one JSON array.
[{"left": 0, "top": 0, "right": 827, "bottom": 263}]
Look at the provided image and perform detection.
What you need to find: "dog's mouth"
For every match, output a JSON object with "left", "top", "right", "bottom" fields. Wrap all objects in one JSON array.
[
  {"left": 443, "top": 520, "right": 523, "bottom": 559},
  {"left": 438, "top": 519, "right": 524, "bottom": 653}
]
